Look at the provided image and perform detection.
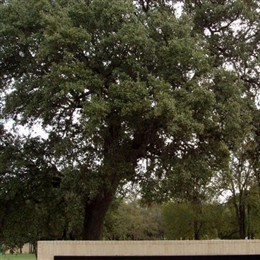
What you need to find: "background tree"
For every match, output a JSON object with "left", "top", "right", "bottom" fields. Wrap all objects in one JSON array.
[
  {"left": 104, "top": 200, "right": 164, "bottom": 240},
  {"left": 0, "top": 127, "right": 70, "bottom": 249},
  {"left": 227, "top": 150, "right": 254, "bottom": 239},
  {"left": 162, "top": 202, "right": 195, "bottom": 240},
  {"left": 162, "top": 201, "right": 223, "bottom": 240}
]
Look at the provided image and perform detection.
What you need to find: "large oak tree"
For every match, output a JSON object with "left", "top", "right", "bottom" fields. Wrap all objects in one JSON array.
[{"left": 0, "top": 0, "right": 258, "bottom": 240}]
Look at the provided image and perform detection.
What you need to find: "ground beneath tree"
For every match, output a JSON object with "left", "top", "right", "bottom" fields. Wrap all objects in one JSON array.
[{"left": 0, "top": 254, "right": 36, "bottom": 260}]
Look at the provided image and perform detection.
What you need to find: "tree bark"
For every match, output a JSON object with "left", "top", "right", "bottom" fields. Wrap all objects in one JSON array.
[
  {"left": 239, "top": 204, "right": 246, "bottom": 239},
  {"left": 82, "top": 191, "right": 114, "bottom": 240},
  {"left": 233, "top": 192, "right": 247, "bottom": 239},
  {"left": 194, "top": 220, "right": 200, "bottom": 240}
]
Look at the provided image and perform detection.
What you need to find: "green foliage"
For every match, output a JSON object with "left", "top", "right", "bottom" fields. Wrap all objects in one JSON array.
[{"left": 162, "top": 202, "right": 195, "bottom": 239}]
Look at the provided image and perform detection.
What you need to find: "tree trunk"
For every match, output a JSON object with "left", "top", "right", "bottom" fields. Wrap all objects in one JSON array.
[
  {"left": 233, "top": 192, "right": 247, "bottom": 239},
  {"left": 194, "top": 220, "right": 200, "bottom": 240},
  {"left": 81, "top": 114, "right": 154, "bottom": 240},
  {"left": 239, "top": 204, "right": 246, "bottom": 239},
  {"left": 82, "top": 191, "right": 114, "bottom": 240}
]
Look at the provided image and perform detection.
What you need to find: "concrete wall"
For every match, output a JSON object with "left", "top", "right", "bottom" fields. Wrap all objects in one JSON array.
[{"left": 38, "top": 240, "right": 260, "bottom": 260}]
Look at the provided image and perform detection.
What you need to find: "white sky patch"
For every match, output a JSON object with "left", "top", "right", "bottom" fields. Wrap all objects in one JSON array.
[
  {"left": 173, "top": 1, "right": 184, "bottom": 18},
  {"left": 72, "top": 108, "right": 82, "bottom": 125},
  {"left": 4, "top": 118, "right": 49, "bottom": 139},
  {"left": 217, "top": 190, "right": 233, "bottom": 203}
]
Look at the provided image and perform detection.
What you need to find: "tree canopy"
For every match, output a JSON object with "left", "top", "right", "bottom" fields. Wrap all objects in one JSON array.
[{"left": 0, "top": 0, "right": 259, "bottom": 240}]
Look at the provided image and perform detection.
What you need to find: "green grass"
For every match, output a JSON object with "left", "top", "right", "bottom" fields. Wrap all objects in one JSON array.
[{"left": 0, "top": 254, "right": 36, "bottom": 260}]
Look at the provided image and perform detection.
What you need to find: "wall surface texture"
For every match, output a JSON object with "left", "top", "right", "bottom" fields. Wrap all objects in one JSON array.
[{"left": 38, "top": 240, "right": 260, "bottom": 260}]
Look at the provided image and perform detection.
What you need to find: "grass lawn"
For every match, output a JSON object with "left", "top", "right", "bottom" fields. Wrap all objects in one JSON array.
[{"left": 0, "top": 254, "right": 36, "bottom": 260}]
